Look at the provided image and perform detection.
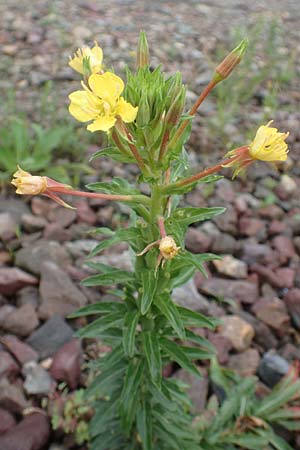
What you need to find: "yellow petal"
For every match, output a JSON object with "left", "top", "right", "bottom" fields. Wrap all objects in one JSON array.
[
  {"left": 249, "top": 122, "right": 289, "bottom": 162},
  {"left": 69, "top": 90, "right": 101, "bottom": 122},
  {"left": 88, "top": 72, "right": 124, "bottom": 103},
  {"left": 89, "top": 42, "right": 103, "bottom": 73},
  {"left": 87, "top": 116, "right": 116, "bottom": 132},
  {"left": 13, "top": 165, "right": 31, "bottom": 178},
  {"left": 116, "top": 97, "right": 138, "bottom": 123},
  {"left": 69, "top": 42, "right": 103, "bottom": 74}
]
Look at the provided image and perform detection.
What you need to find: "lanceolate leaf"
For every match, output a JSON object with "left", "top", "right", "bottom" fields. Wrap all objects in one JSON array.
[
  {"left": 89, "top": 227, "right": 141, "bottom": 257},
  {"left": 155, "top": 293, "right": 185, "bottom": 340},
  {"left": 177, "top": 306, "right": 220, "bottom": 329},
  {"left": 82, "top": 268, "right": 134, "bottom": 287},
  {"left": 120, "top": 358, "right": 144, "bottom": 433},
  {"left": 169, "top": 207, "right": 225, "bottom": 227},
  {"left": 68, "top": 301, "right": 126, "bottom": 318},
  {"left": 87, "top": 177, "right": 140, "bottom": 196},
  {"left": 142, "top": 331, "right": 162, "bottom": 386},
  {"left": 136, "top": 398, "right": 153, "bottom": 450},
  {"left": 76, "top": 312, "right": 124, "bottom": 338},
  {"left": 123, "top": 310, "right": 140, "bottom": 357},
  {"left": 140, "top": 270, "right": 157, "bottom": 315},
  {"left": 160, "top": 337, "right": 200, "bottom": 378}
]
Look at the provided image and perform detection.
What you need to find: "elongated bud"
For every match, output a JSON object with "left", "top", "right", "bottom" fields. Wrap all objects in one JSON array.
[
  {"left": 136, "top": 31, "right": 149, "bottom": 69},
  {"left": 213, "top": 38, "right": 248, "bottom": 83},
  {"left": 165, "top": 87, "right": 186, "bottom": 127},
  {"left": 136, "top": 92, "right": 151, "bottom": 126},
  {"left": 166, "top": 72, "right": 182, "bottom": 108}
]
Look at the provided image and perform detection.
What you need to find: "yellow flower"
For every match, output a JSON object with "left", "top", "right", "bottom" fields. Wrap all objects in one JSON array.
[
  {"left": 223, "top": 121, "right": 289, "bottom": 177},
  {"left": 249, "top": 121, "right": 289, "bottom": 161},
  {"left": 11, "top": 166, "right": 47, "bottom": 195},
  {"left": 159, "top": 236, "right": 180, "bottom": 260},
  {"left": 68, "top": 72, "right": 138, "bottom": 132},
  {"left": 69, "top": 42, "right": 103, "bottom": 75}
]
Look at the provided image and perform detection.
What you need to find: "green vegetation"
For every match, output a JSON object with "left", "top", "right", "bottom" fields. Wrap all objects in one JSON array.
[{"left": 209, "top": 19, "right": 297, "bottom": 147}]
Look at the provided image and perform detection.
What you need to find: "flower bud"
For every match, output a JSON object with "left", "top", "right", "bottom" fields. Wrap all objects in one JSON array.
[
  {"left": 165, "top": 87, "right": 186, "bottom": 127},
  {"left": 159, "top": 236, "right": 180, "bottom": 260},
  {"left": 213, "top": 38, "right": 248, "bottom": 83},
  {"left": 136, "top": 92, "right": 151, "bottom": 127},
  {"left": 136, "top": 31, "right": 149, "bottom": 69}
]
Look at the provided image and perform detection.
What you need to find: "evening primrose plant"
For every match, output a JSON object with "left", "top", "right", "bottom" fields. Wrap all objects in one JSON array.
[{"left": 11, "top": 33, "right": 291, "bottom": 450}]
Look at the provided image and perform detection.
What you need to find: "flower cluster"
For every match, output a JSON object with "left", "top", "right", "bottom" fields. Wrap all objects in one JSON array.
[{"left": 68, "top": 43, "right": 138, "bottom": 133}]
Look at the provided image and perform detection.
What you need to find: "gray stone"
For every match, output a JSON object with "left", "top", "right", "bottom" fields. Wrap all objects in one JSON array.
[
  {"left": 2, "top": 304, "right": 39, "bottom": 337},
  {"left": 0, "top": 212, "right": 18, "bottom": 240},
  {"left": 65, "top": 239, "right": 99, "bottom": 258},
  {"left": 15, "top": 240, "right": 71, "bottom": 276},
  {"left": 38, "top": 262, "right": 87, "bottom": 320},
  {"left": 0, "top": 377, "right": 28, "bottom": 413},
  {"left": 258, "top": 350, "right": 290, "bottom": 388},
  {"left": 21, "top": 214, "right": 48, "bottom": 232},
  {"left": 199, "top": 277, "right": 258, "bottom": 304},
  {"left": 26, "top": 316, "right": 74, "bottom": 359},
  {"left": 0, "top": 268, "right": 38, "bottom": 296},
  {"left": 227, "top": 348, "right": 260, "bottom": 377},
  {"left": 173, "top": 278, "right": 209, "bottom": 313},
  {"left": 173, "top": 368, "right": 208, "bottom": 413},
  {"left": 0, "top": 412, "right": 50, "bottom": 450},
  {"left": 23, "top": 361, "right": 53, "bottom": 395},
  {"left": 0, "top": 198, "right": 30, "bottom": 223},
  {"left": 211, "top": 233, "right": 237, "bottom": 254},
  {"left": 16, "top": 286, "right": 39, "bottom": 309},
  {"left": 213, "top": 255, "right": 247, "bottom": 279}
]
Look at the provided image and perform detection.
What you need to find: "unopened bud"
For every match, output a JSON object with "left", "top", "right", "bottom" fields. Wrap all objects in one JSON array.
[
  {"left": 136, "top": 31, "right": 149, "bottom": 69},
  {"left": 159, "top": 236, "right": 180, "bottom": 260},
  {"left": 213, "top": 38, "right": 248, "bottom": 83},
  {"left": 136, "top": 92, "right": 151, "bottom": 126},
  {"left": 165, "top": 87, "right": 186, "bottom": 127},
  {"left": 166, "top": 72, "right": 182, "bottom": 107}
]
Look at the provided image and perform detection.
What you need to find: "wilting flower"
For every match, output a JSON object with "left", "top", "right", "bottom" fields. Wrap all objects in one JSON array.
[
  {"left": 69, "top": 42, "right": 103, "bottom": 75},
  {"left": 223, "top": 121, "right": 289, "bottom": 177},
  {"left": 137, "top": 235, "right": 180, "bottom": 273},
  {"left": 69, "top": 72, "right": 138, "bottom": 132},
  {"left": 159, "top": 236, "right": 180, "bottom": 260},
  {"left": 11, "top": 166, "right": 74, "bottom": 208}
]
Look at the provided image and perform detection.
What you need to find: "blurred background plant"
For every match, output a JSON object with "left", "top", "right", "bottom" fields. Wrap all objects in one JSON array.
[
  {"left": 207, "top": 18, "right": 298, "bottom": 148},
  {"left": 0, "top": 81, "right": 94, "bottom": 188},
  {"left": 194, "top": 359, "right": 300, "bottom": 450}
]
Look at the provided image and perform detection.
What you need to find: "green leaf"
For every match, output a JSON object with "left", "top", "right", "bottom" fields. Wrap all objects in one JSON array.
[
  {"left": 140, "top": 270, "right": 157, "bottom": 315},
  {"left": 136, "top": 398, "right": 153, "bottom": 450},
  {"left": 142, "top": 331, "right": 162, "bottom": 386},
  {"left": 185, "top": 329, "right": 216, "bottom": 353},
  {"left": 68, "top": 301, "right": 126, "bottom": 318},
  {"left": 87, "top": 177, "right": 140, "bottom": 196},
  {"left": 86, "top": 360, "right": 126, "bottom": 398},
  {"left": 155, "top": 293, "right": 185, "bottom": 340},
  {"left": 89, "top": 147, "right": 135, "bottom": 163},
  {"left": 179, "top": 251, "right": 221, "bottom": 277},
  {"left": 160, "top": 337, "right": 200, "bottom": 378},
  {"left": 180, "top": 346, "right": 214, "bottom": 360},
  {"left": 170, "top": 207, "right": 225, "bottom": 227},
  {"left": 82, "top": 265, "right": 134, "bottom": 287},
  {"left": 120, "top": 358, "right": 144, "bottom": 433},
  {"left": 76, "top": 312, "right": 124, "bottom": 338},
  {"left": 177, "top": 306, "right": 219, "bottom": 329},
  {"left": 89, "top": 227, "right": 141, "bottom": 257},
  {"left": 123, "top": 310, "right": 140, "bottom": 357}
]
